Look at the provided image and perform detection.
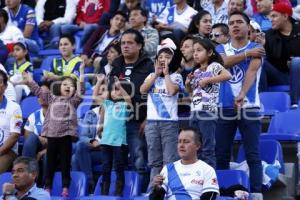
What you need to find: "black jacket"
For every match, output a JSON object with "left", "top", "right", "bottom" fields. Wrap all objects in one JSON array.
[
  {"left": 265, "top": 23, "right": 300, "bottom": 72},
  {"left": 110, "top": 53, "right": 154, "bottom": 121}
]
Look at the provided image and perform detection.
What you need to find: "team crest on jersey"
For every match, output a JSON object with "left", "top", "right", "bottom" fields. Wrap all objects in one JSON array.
[
  {"left": 228, "top": 65, "right": 245, "bottom": 84},
  {"left": 125, "top": 69, "right": 132, "bottom": 76}
]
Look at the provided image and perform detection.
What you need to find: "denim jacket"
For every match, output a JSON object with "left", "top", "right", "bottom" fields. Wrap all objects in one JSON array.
[{"left": 79, "top": 106, "right": 100, "bottom": 144}]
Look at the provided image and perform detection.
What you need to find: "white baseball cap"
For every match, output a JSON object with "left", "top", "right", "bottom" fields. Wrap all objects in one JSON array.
[{"left": 157, "top": 38, "right": 177, "bottom": 55}]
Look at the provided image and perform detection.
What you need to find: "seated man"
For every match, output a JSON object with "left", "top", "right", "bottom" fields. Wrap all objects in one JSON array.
[
  {"left": 150, "top": 127, "right": 219, "bottom": 200},
  {"left": 262, "top": 3, "right": 300, "bottom": 108},
  {"left": 1, "top": 156, "right": 51, "bottom": 200}
]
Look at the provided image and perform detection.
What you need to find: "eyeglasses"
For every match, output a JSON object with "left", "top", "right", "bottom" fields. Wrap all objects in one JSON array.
[{"left": 209, "top": 32, "right": 223, "bottom": 39}]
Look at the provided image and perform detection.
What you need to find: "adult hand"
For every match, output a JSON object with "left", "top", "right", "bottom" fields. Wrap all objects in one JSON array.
[
  {"left": 234, "top": 91, "right": 245, "bottom": 112},
  {"left": 153, "top": 175, "right": 165, "bottom": 189},
  {"left": 185, "top": 73, "right": 194, "bottom": 86},
  {"left": 246, "top": 47, "right": 265, "bottom": 58},
  {"left": 2, "top": 183, "right": 15, "bottom": 194}
]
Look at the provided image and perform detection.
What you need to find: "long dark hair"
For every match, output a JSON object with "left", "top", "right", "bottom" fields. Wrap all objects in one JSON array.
[
  {"left": 193, "top": 37, "right": 224, "bottom": 68},
  {"left": 188, "top": 10, "right": 211, "bottom": 35}
]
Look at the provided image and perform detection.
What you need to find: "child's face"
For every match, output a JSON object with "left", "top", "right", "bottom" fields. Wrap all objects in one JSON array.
[
  {"left": 59, "top": 38, "right": 75, "bottom": 58},
  {"left": 193, "top": 43, "right": 210, "bottom": 65},
  {"left": 110, "top": 84, "right": 122, "bottom": 100},
  {"left": 107, "top": 47, "right": 120, "bottom": 65},
  {"left": 125, "top": 0, "right": 139, "bottom": 10},
  {"left": 13, "top": 45, "right": 27, "bottom": 61},
  {"left": 158, "top": 51, "right": 172, "bottom": 67},
  {"left": 60, "top": 78, "right": 76, "bottom": 97}
]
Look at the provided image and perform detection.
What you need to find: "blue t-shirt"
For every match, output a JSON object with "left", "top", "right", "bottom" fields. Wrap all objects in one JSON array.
[
  {"left": 216, "top": 41, "right": 262, "bottom": 109},
  {"left": 252, "top": 14, "right": 272, "bottom": 32},
  {"left": 101, "top": 99, "right": 128, "bottom": 146},
  {"left": 145, "top": 0, "right": 173, "bottom": 17},
  {"left": 7, "top": 4, "right": 40, "bottom": 44}
]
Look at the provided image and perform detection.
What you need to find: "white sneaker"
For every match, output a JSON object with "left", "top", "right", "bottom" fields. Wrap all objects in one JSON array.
[
  {"left": 251, "top": 193, "right": 263, "bottom": 200},
  {"left": 291, "top": 104, "right": 299, "bottom": 109}
]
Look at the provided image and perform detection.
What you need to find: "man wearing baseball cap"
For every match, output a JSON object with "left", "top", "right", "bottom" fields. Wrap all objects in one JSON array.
[{"left": 262, "top": 2, "right": 300, "bottom": 109}]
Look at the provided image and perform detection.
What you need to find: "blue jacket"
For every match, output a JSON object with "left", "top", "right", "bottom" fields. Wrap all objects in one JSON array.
[{"left": 79, "top": 107, "right": 100, "bottom": 144}]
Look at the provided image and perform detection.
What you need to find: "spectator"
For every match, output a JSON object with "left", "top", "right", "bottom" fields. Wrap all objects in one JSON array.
[
  {"left": 98, "top": 75, "right": 131, "bottom": 196},
  {"left": 188, "top": 10, "right": 212, "bottom": 39},
  {"left": 22, "top": 63, "right": 85, "bottom": 197},
  {"left": 1, "top": 156, "right": 51, "bottom": 200},
  {"left": 0, "top": 9, "right": 23, "bottom": 52},
  {"left": 249, "top": 20, "right": 264, "bottom": 44},
  {"left": 150, "top": 127, "right": 219, "bottom": 200},
  {"left": 153, "top": 0, "right": 197, "bottom": 44},
  {"left": 0, "top": 69, "right": 22, "bottom": 174},
  {"left": 179, "top": 35, "right": 195, "bottom": 82},
  {"left": 22, "top": 84, "right": 49, "bottom": 186},
  {"left": 119, "top": 0, "right": 141, "bottom": 17},
  {"left": 215, "top": 11, "right": 263, "bottom": 198},
  {"left": 9, "top": 41, "right": 33, "bottom": 103},
  {"left": 0, "top": 64, "right": 16, "bottom": 101},
  {"left": 262, "top": 3, "right": 300, "bottom": 108},
  {"left": 210, "top": 23, "right": 230, "bottom": 44},
  {"left": 81, "top": 11, "right": 126, "bottom": 72},
  {"left": 61, "top": 0, "right": 110, "bottom": 47},
  {"left": 205, "top": 0, "right": 228, "bottom": 24},
  {"left": 185, "top": 38, "right": 231, "bottom": 168},
  {"left": 4, "top": 0, "right": 41, "bottom": 53},
  {"left": 252, "top": 0, "right": 272, "bottom": 32},
  {"left": 35, "top": 0, "right": 77, "bottom": 47},
  {"left": 110, "top": 29, "right": 154, "bottom": 192},
  {"left": 43, "top": 34, "right": 82, "bottom": 82},
  {"left": 128, "top": 7, "right": 159, "bottom": 60},
  {"left": 228, "top": 0, "right": 253, "bottom": 16},
  {"left": 140, "top": 38, "right": 183, "bottom": 184},
  {"left": 144, "top": 0, "right": 173, "bottom": 23}
]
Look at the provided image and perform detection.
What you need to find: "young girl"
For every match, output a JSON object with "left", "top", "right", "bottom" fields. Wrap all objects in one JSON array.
[
  {"left": 140, "top": 38, "right": 184, "bottom": 184},
  {"left": 43, "top": 34, "right": 82, "bottom": 81},
  {"left": 96, "top": 75, "right": 131, "bottom": 196},
  {"left": 9, "top": 41, "right": 33, "bottom": 103},
  {"left": 185, "top": 38, "right": 231, "bottom": 168},
  {"left": 22, "top": 63, "right": 85, "bottom": 197}
]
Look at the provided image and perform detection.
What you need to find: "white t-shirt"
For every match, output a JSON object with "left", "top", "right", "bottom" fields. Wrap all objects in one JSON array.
[
  {"left": 156, "top": 4, "right": 197, "bottom": 29},
  {"left": 0, "top": 25, "right": 23, "bottom": 44},
  {"left": 161, "top": 160, "right": 219, "bottom": 200},
  {"left": 0, "top": 97, "right": 22, "bottom": 153},
  {"left": 205, "top": 0, "right": 228, "bottom": 24},
  {"left": 191, "top": 62, "right": 224, "bottom": 113},
  {"left": 24, "top": 109, "right": 44, "bottom": 136},
  {"left": 0, "top": 64, "right": 17, "bottom": 102},
  {"left": 146, "top": 73, "right": 183, "bottom": 121}
]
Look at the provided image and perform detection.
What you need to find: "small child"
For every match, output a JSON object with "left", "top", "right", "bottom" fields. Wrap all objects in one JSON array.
[
  {"left": 22, "top": 63, "right": 85, "bottom": 197},
  {"left": 96, "top": 75, "right": 131, "bottom": 196},
  {"left": 185, "top": 37, "right": 231, "bottom": 168},
  {"left": 9, "top": 41, "right": 33, "bottom": 103}
]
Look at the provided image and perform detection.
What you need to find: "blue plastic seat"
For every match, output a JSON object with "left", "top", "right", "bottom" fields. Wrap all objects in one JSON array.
[
  {"left": 77, "top": 196, "right": 127, "bottom": 200},
  {"left": 216, "top": 170, "right": 250, "bottom": 191},
  {"left": 20, "top": 96, "right": 41, "bottom": 119},
  {"left": 94, "top": 171, "right": 140, "bottom": 198},
  {"left": 236, "top": 139, "right": 285, "bottom": 173},
  {"left": 259, "top": 92, "right": 290, "bottom": 116},
  {"left": 0, "top": 172, "right": 12, "bottom": 195},
  {"left": 133, "top": 197, "right": 149, "bottom": 200},
  {"left": 39, "top": 49, "right": 61, "bottom": 56},
  {"left": 50, "top": 171, "right": 87, "bottom": 198},
  {"left": 260, "top": 110, "right": 300, "bottom": 141},
  {"left": 40, "top": 56, "right": 57, "bottom": 72},
  {"left": 267, "top": 85, "right": 289, "bottom": 92}
]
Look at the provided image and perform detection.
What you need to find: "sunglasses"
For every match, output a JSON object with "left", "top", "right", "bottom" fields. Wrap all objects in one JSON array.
[{"left": 209, "top": 33, "right": 223, "bottom": 39}]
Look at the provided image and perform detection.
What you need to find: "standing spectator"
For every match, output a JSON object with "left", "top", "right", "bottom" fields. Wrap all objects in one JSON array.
[
  {"left": 252, "top": 0, "right": 272, "bottom": 32},
  {"left": 153, "top": 0, "right": 197, "bottom": 44},
  {"left": 188, "top": 10, "right": 212, "bottom": 39},
  {"left": 180, "top": 35, "right": 195, "bottom": 82},
  {"left": 185, "top": 38, "right": 231, "bottom": 168},
  {"left": 215, "top": 11, "right": 263, "bottom": 198},
  {"left": 262, "top": 3, "right": 300, "bottom": 108},
  {"left": 128, "top": 7, "right": 159, "bottom": 60},
  {"left": 81, "top": 11, "right": 126, "bottom": 71},
  {"left": 210, "top": 23, "right": 230, "bottom": 44},
  {"left": 0, "top": 69, "right": 22, "bottom": 174},
  {"left": 43, "top": 34, "right": 82, "bottom": 82},
  {"left": 22, "top": 63, "right": 85, "bottom": 197},
  {"left": 150, "top": 127, "right": 219, "bottom": 200},
  {"left": 61, "top": 0, "right": 110, "bottom": 47},
  {"left": 110, "top": 29, "right": 154, "bottom": 192},
  {"left": 4, "top": 0, "right": 41, "bottom": 53},
  {"left": 205, "top": 0, "right": 228, "bottom": 24},
  {"left": 140, "top": 38, "right": 183, "bottom": 184},
  {"left": 1, "top": 156, "right": 51, "bottom": 200},
  {"left": 35, "top": 0, "right": 77, "bottom": 47}
]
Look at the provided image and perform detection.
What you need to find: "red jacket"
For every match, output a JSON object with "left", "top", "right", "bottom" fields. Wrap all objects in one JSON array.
[{"left": 75, "top": 0, "right": 110, "bottom": 24}]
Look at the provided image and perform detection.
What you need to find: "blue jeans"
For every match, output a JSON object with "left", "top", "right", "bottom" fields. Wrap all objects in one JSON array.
[
  {"left": 260, "top": 58, "right": 300, "bottom": 104},
  {"left": 189, "top": 111, "right": 217, "bottom": 168},
  {"left": 215, "top": 108, "right": 262, "bottom": 192},
  {"left": 101, "top": 145, "right": 126, "bottom": 183},
  {"left": 60, "top": 24, "right": 98, "bottom": 47},
  {"left": 145, "top": 121, "right": 179, "bottom": 182},
  {"left": 72, "top": 140, "right": 102, "bottom": 185}
]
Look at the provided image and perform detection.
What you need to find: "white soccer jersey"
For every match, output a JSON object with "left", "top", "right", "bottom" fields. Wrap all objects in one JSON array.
[
  {"left": 24, "top": 109, "right": 44, "bottom": 136},
  {"left": 0, "top": 96, "right": 22, "bottom": 153},
  {"left": 156, "top": 4, "right": 197, "bottom": 29},
  {"left": 146, "top": 73, "right": 184, "bottom": 121},
  {"left": 161, "top": 160, "right": 219, "bottom": 200}
]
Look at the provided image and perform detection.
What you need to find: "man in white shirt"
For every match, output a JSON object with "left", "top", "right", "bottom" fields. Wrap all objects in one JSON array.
[
  {"left": 0, "top": 69, "right": 22, "bottom": 174},
  {"left": 151, "top": 127, "right": 219, "bottom": 200}
]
